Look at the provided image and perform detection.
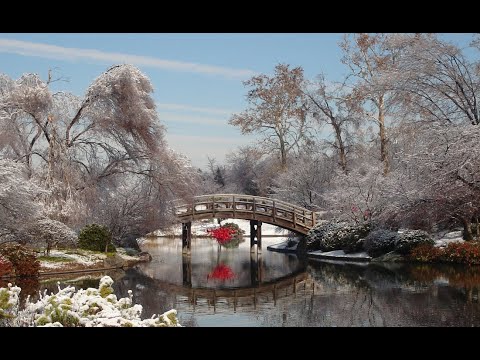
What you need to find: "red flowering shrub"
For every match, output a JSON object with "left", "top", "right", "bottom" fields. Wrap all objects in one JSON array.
[{"left": 207, "top": 263, "right": 235, "bottom": 281}]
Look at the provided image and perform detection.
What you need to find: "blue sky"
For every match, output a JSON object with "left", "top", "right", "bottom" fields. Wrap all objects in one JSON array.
[{"left": 0, "top": 33, "right": 474, "bottom": 168}]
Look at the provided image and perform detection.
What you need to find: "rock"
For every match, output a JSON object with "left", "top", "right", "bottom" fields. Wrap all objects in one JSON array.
[
  {"left": 364, "top": 229, "right": 398, "bottom": 257},
  {"left": 103, "top": 254, "right": 127, "bottom": 268},
  {"left": 306, "top": 221, "right": 371, "bottom": 252},
  {"left": 138, "top": 252, "right": 152, "bottom": 262},
  {"left": 434, "top": 238, "right": 465, "bottom": 248},
  {"left": 442, "top": 231, "right": 463, "bottom": 239},
  {"left": 371, "top": 251, "right": 407, "bottom": 263},
  {"left": 343, "top": 238, "right": 365, "bottom": 254},
  {"left": 115, "top": 234, "right": 141, "bottom": 251},
  {"left": 394, "top": 230, "right": 434, "bottom": 255}
]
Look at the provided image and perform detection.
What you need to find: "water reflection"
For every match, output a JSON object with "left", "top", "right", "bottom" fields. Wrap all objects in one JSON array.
[
  {"left": 29, "top": 236, "right": 480, "bottom": 326},
  {"left": 136, "top": 237, "right": 306, "bottom": 289}
]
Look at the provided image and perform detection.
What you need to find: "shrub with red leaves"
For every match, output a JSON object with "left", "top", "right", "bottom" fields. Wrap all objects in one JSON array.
[
  {"left": 207, "top": 263, "right": 235, "bottom": 281},
  {"left": 208, "top": 227, "right": 235, "bottom": 245},
  {"left": 410, "top": 244, "right": 443, "bottom": 263},
  {"left": 0, "top": 243, "right": 40, "bottom": 277},
  {"left": 442, "top": 242, "right": 480, "bottom": 265},
  {"left": 410, "top": 242, "right": 480, "bottom": 266},
  {"left": 0, "top": 255, "right": 14, "bottom": 277}
]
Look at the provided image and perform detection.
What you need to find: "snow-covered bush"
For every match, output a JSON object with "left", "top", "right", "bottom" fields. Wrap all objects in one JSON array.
[
  {"left": 306, "top": 221, "right": 370, "bottom": 252},
  {"left": 78, "top": 224, "right": 115, "bottom": 253},
  {"left": 394, "top": 230, "right": 434, "bottom": 255},
  {"left": 306, "top": 221, "right": 345, "bottom": 251},
  {"left": 0, "top": 283, "right": 21, "bottom": 326},
  {"left": 363, "top": 229, "right": 399, "bottom": 257},
  {"left": 1, "top": 276, "right": 180, "bottom": 327}
]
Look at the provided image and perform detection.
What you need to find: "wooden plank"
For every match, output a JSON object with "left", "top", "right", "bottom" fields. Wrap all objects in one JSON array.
[
  {"left": 233, "top": 195, "right": 236, "bottom": 218},
  {"left": 253, "top": 197, "right": 256, "bottom": 219},
  {"left": 272, "top": 200, "right": 276, "bottom": 223}
]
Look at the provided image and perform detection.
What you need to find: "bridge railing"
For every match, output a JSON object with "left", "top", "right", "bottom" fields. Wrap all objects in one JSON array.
[{"left": 174, "top": 194, "right": 316, "bottom": 230}]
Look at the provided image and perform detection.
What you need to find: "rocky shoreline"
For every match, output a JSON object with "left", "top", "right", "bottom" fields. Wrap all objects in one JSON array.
[{"left": 268, "top": 222, "right": 467, "bottom": 264}]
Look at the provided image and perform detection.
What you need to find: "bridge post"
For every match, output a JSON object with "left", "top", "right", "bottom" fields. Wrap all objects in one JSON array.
[
  {"left": 182, "top": 221, "right": 192, "bottom": 254},
  {"left": 250, "top": 251, "right": 262, "bottom": 286},
  {"left": 250, "top": 220, "right": 262, "bottom": 253},
  {"left": 182, "top": 253, "right": 192, "bottom": 286}
]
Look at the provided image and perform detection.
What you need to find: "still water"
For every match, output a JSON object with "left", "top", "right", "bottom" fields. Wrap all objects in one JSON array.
[{"left": 43, "top": 237, "right": 480, "bottom": 326}]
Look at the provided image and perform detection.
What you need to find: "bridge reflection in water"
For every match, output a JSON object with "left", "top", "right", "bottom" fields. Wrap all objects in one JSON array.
[{"left": 135, "top": 236, "right": 312, "bottom": 313}]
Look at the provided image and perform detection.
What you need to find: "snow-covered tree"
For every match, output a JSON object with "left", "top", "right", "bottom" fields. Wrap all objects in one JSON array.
[
  {"left": 304, "top": 75, "right": 362, "bottom": 172},
  {"left": 272, "top": 151, "right": 335, "bottom": 210},
  {"left": 0, "top": 159, "right": 43, "bottom": 244},
  {"left": 391, "top": 34, "right": 480, "bottom": 126},
  {"left": 341, "top": 33, "right": 406, "bottom": 175},
  {"left": 381, "top": 123, "right": 480, "bottom": 235},
  {"left": 0, "top": 65, "right": 198, "bottom": 239},
  {"left": 26, "top": 218, "right": 77, "bottom": 255},
  {"left": 229, "top": 64, "right": 311, "bottom": 170},
  {"left": 326, "top": 160, "right": 386, "bottom": 224}
]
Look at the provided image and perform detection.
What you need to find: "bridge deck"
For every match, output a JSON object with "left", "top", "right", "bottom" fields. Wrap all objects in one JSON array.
[{"left": 175, "top": 194, "right": 317, "bottom": 235}]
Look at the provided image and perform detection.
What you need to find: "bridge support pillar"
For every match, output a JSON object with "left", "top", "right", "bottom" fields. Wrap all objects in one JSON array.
[
  {"left": 250, "top": 251, "right": 263, "bottom": 286},
  {"left": 182, "top": 253, "right": 192, "bottom": 287},
  {"left": 182, "top": 221, "right": 192, "bottom": 254},
  {"left": 250, "top": 220, "right": 262, "bottom": 253}
]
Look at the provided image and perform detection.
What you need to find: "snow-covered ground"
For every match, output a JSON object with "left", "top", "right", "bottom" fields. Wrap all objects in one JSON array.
[
  {"left": 308, "top": 249, "right": 372, "bottom": 261},
  {"left": 434, "top": 231, "right": 465, "bottom": 247},
  {"left": 154, "top": 218, "right": 289, "bottom": 237},
  {"left": 38, "top": 249, "right": 145, "bottom": 273}
]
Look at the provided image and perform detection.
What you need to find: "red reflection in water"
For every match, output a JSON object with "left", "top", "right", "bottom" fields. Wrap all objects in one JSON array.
[{"left": 207, "top": 263, "right": 235, "bottom": 281}]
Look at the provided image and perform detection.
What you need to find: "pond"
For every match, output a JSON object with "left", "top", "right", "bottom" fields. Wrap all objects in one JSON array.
[{"left": 38, "top": 236, "right": 480, "bottom": 326}]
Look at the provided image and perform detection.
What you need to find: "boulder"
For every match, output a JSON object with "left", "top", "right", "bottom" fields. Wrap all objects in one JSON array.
[
  {"left": 103, "top": 254, "right": 127, "bottom": 268},
  {"left": 138, "top": 252, "right": 152, "bottom": 262},
  {"left": 364, "top": 229, "right": 398, "bottom": 257},
  {"left": 371, "top": 251, "right": 407, "bottom": 263},
  {"left": 115, "top": 234, "right": 141, "bottom": 251},
  {"left": 394, "top": 230, "right": 434, "bottom": 255},
  {"left": 306, "top": 221, "right": 371, "bottom": 252}
]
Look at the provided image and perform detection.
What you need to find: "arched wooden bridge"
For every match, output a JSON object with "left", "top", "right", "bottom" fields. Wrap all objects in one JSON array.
[{"left": 174, "top": 194, "right": 319, "bottom": 252}]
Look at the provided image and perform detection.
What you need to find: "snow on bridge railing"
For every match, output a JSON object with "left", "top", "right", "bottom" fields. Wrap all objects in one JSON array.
[{"left": 172, "top": 194, "right": 318, "bottom": 231}]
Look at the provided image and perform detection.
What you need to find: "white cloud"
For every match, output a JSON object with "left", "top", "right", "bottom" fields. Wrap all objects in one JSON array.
[
  {"left": 157, "top": 103, "right": 235, "bottom": 116},
  {"left": 0, "top": 38, "right": 256, "bottom": 79}
]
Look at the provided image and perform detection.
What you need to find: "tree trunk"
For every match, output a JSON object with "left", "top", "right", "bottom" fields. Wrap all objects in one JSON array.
[
  {"left": 462, "top": 217, "right": 473, "bottom": 241},
  {"left": 378, "top": 95, "right": 389, "bottom": 175},
  {"left": 476, "top": 217, "right": 480, "bottom": 240},
  {"left": 332, "top": 121, "right": 347, "bottom": 173},
  {"left": 279, "top": 138, "right": 287, "bottom": 170}
]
